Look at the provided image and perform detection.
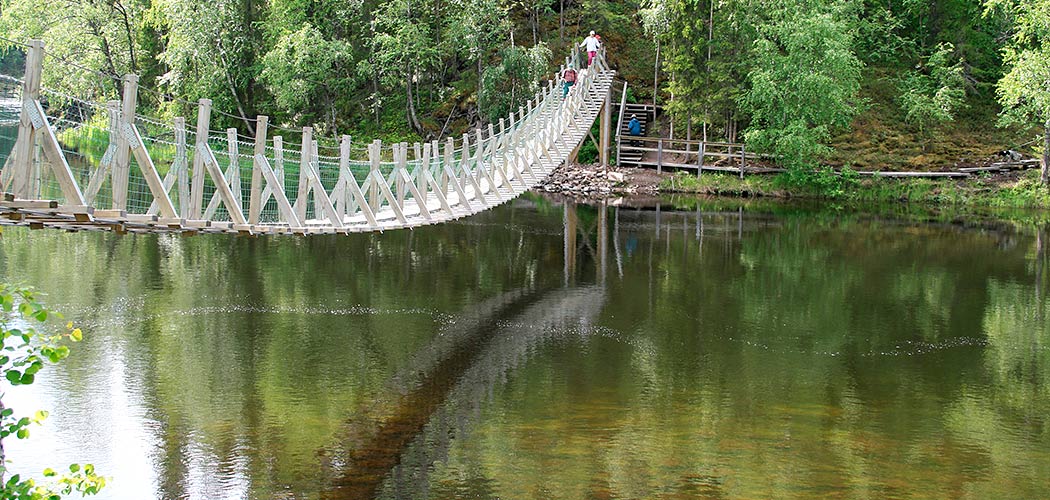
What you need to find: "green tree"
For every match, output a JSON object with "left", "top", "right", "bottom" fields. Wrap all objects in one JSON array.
[
  {"left": 990, "top": 0, "right": 1050, "bottom": 185},
  {"left": 0, "top": 285, "right": 105, "bottom": 499},
  {"left": 479, "top": 43, "right": 551, "bottom": 122},
  {"left": 0, "top": 0, "right": 146, "bottom": 100},
  {"left": 155, "top": 0, "right": 267, "bottom": 131},
  {"left": 898, "top": 43, "right": 967, "bottom": 150},
  {"left": 260, "top": 24, "right": 356, "bottom": 134},
  {"left": 739, "top": 0, "right": 864, "bottom": 169}
]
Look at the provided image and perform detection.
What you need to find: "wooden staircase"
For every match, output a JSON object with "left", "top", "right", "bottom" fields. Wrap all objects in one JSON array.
[{"left": 617, "top": 103, "right": 657, "bottom": 166}]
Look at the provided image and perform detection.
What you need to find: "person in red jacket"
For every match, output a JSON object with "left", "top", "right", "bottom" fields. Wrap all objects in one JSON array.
[{"left": 562, "top": 66, "right": 577, "bottom": 98}]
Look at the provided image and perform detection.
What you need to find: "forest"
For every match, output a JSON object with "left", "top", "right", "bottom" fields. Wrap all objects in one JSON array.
[{"left": 0, "top": 0, "right": 1047, "bottom": 178}]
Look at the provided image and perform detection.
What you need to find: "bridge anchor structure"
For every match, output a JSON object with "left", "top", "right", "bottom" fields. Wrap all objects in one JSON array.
[{"left": 0, "top": 41, "right": 615, "bottom": 235}]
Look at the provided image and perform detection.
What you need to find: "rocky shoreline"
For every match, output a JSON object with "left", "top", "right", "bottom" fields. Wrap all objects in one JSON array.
[{"left": 536, "top": 163, "right": 663, "bottom": 199}]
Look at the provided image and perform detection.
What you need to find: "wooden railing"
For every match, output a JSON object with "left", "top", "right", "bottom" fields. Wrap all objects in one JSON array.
[{"left": 616, "top": 136, "right": 767, "bottom": 176}]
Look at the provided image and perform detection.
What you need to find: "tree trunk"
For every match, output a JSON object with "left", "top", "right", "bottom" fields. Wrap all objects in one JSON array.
[
  {"left": 1043, "top": 119, "right": 1049, "bottom": 186},
  {"left": 653, "top": 42, "right": 659, "bottom": 107},
  {"left": 559, "top": 0, "right": 564, "bottom": 46},
  {"left": 704, "top": 0, "right": 713, "bottom": 142},
  {"left": 373, "top": 66, "right": 381, "bottom": 126},
  {"left": 217, "top": 49, "right": 255, "bottom": 135},
  {"left": 406, "top": 67, "right": 423, "bottom": 134},
  {"left": 532, "top": 7, "right": 539, "bottom": 45}
]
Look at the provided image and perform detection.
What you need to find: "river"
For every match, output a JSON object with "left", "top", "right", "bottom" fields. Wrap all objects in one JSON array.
[{"left": 0, "top": 195, "right": 1048, "bottom": 499}]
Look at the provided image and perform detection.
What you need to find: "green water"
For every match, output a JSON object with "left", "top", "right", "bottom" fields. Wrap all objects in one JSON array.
[{"left": 1, "top": 196, "right": 1048, "bottom": 499}]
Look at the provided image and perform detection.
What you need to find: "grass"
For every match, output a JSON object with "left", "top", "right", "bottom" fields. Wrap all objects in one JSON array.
[{"left": 660, "top": 168, "right": 1050, "bottom": 211}]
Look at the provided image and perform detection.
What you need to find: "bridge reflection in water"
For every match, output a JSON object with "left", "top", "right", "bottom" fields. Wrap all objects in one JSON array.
[
  {"left": 322, "top": 199, "right": 612, "bottom": 498},
  {"left": 4, "top": 195, "right": 1045, "bottom": 499},
  {"left": 321, "top": 198, "right": 769, "bottom": 498}
]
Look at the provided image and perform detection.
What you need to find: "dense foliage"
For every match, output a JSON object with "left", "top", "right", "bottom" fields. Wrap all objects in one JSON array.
[{"left": 0, "top": 0, "right": 1044, "bottom": 176}]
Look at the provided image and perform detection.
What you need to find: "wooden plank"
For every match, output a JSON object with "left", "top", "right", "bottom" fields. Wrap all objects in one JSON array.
[
  {"left": 860, "top": 171, "right": 970, "bottom": 178},
  {"left": 397, "top": 169, "right": 431, "bottom": 221},
  {"left": 341, "top": 165, "right": 378, "bottom": 228},
  {"left": 147, "top": 120, "right": 184, "bottom": 216},
  {"left": 368, "top": 139, "right": 382, "bottom": 212},
  {"left": 6, "top": 40, "right": 42, "bottom": 198},
  {"left": 2, "top": 199, "right": 58, "bottom": 209},
  {"left": 226, "top": 128, "right": 242, "bottom": 211},
  {"left": 93, "top": 209, "right": 127, "bottom": 219},
  {"left": 124, "top": 214, "right": 158, "bottom": 223},
  {"left": 203, "top": 133, "right": 244, "bottom": 220},
  {"left": 600, "top": 79, "right": 611, "bottom": 167},
  {"left": 395, "top": 143, "right": 407, "bottom": 208},
  {"left": 182, "top": 219, "right": 210, "bottom": 229},
  {"left": 333, "top": 135, "right": 351, "bottom": 216},
  {"left": 422, "top": 169, "right": 454, "bottom": 217},
  {"left": 259, "top": 135, "right": 284, "bottom": 209}
]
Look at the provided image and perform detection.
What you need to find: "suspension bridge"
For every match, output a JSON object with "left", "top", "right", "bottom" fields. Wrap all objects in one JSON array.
[{"left": 0, "top": 40, "right": 615, "bottom": 235}]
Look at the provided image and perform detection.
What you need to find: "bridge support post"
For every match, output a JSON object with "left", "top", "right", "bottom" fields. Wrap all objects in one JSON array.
[
  {"left": 248, "top": 115, "right": 267, "bottom": 224},
  {"left": 5, "top": 39, "right": 43, "bottom": 198},
  {"left": 600, "top": 78, "right": 612, "bottom": 169},
  {"left": 369, "top": 139, "right": 381, "bottom": 212},
  {"left": 295, "top": 127, "right": 312, "bottom": 222},
  {"left": 226, "top": 128, "right": 242, "bottom": 213},
  {"left": 336, "top": 135, "right": 352, "bottom": 216},
  {"left": 175, "top": 117, "right": 190, "bottom": 215},
  {"left": 112, "top": 74, "right": 138, "bottom": 211},
  {"left": 190, "top": 99, "right": 212, "bottom": 219}
]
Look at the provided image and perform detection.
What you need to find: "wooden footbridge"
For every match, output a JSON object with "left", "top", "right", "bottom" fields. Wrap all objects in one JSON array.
[{"left": 0, "top": 41, "right": 615, "bottom": 235}]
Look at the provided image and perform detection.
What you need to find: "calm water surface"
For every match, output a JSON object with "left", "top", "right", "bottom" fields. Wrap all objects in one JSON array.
[{"left": 1, "top": 196, "right": 1048, "bottom": 499}]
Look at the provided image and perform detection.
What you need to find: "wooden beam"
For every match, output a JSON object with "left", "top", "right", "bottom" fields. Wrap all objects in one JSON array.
[
  {"left": 369, "top": 170, "right": 406, "bottom": 224},
  {"left": 304, "top": 157, "right": 344, "bottom": 228},
  {"left": 126, "top": 120, "right": 177, "bottom": 218},
  {"left": 29, "top": 100, "right": 88, "bottom": 208},
  {"left": 253, "top": 154, "right": 300, "bottom": 228},
  {"left": 198, "top": 143, "right": 247, "bottom": 225}
]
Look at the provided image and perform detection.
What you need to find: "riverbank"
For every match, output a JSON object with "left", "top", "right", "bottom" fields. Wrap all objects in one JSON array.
[
  {"left": 660, "top": 168, "right": 1050, "bottom": 210},
  {"left": 542, "top": 162, "right": 1050, "bottom": 211}
]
